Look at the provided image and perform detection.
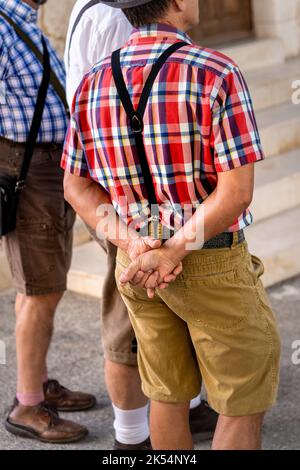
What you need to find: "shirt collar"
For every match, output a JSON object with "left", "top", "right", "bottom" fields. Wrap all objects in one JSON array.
[
  {"left": 0, "top": 0, "right": 38, "bottom": 24},
  {"left": 127, "top": 23, "right": 193, "bottom": 46}
]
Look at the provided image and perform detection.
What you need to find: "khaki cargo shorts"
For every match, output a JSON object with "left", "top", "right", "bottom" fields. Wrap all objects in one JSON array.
[
  {"left": 0, "top": 138, "right": 75, "bottom": 296},
  {"left": 115, "top": 237, "right": 281, "bottom": 417}
]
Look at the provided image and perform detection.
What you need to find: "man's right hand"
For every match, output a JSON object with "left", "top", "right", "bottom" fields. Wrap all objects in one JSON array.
[
  {"left": 119, "top": 246, "right": 183, "bottom": 298},
  {"left": 125, "top": 237, "right": 182, "bottom": 296}
]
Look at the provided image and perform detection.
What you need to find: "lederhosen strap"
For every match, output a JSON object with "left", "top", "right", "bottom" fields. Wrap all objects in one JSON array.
[
  {"left": 17, "top": 36, "right": 51, "bottom": 191},
  {"left": 111, "top": 41, "right": 188, "bottom": 238},
  {"left": 0, "top": 13, "right": 51, "bottom": 192}
]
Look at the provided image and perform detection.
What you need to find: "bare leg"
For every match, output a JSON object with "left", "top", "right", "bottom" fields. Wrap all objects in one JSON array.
[
  {"left": 15, "top": 292, "right": 63, "bottom": 394},
  {"left": 212, "top": 413, "right": 265, "bottom": 450},
  {"left": 150, "top": 401, "right": 193, "bottom": 450},
  {"left": 104, "top": 359, "right": 148, "bottom": 410}
]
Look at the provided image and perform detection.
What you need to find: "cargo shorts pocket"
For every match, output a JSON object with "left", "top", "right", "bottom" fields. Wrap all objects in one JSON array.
[
  {"left": 17, "top": 217, "right": 63, "bottom": 283},
  {"left": 115, "top": 260, "right": 147, "bottom": 315},
  {"left": 246, "top": 254, "right": 272, "bottom": 310},
  {"left": 184, "top": 266, "right": 249, "bottom": 330}
]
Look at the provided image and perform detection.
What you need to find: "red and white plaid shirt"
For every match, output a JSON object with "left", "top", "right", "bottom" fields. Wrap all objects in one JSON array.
[{"left": 62, "top": 24, "right": 265, "bottom": 232}]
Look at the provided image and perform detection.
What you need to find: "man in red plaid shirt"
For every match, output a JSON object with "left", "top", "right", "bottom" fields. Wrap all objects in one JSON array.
[{"left": 62, "top": 0, "right": 281, "bottom": 450}]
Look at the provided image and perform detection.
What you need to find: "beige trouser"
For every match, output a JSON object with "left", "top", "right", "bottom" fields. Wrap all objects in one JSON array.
[{"left": 116, "top": 237, "right": 281, "bottom": 416}]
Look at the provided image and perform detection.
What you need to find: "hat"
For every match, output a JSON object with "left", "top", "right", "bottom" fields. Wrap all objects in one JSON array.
[{"left": 99, "top": 0, "right": 154, "bottom": 8}]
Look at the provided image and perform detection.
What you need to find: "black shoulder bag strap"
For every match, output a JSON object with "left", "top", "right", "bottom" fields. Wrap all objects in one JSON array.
[
  {"left": 17, "top": 36, "right": 51, "bottom": 192},
  {"left": 111, "top": 41, "right": 187, "bottom": 237},
  {"left": 0, "top": 10, "right": 69, "bottom": 116},
  {"left": 0, "top": 35, "right": 50, "bottom": 236},
  {"left": 67, "top": 0, "right": 100, "bottom": 67}
]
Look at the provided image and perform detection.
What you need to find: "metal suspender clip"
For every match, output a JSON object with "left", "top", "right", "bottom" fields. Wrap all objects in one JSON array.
[
  {"left": 15, "top": 180, "right": 26, "bottom": 192},
  {"left": 130, "top": 113, "right": 144, "bottom": 134}
]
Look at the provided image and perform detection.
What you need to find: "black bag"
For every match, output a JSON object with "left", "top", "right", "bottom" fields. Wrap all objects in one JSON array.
[
  {"left": 0, "top": 27, "right": 51, "bottom": 236},
  {"left": 0, "top": 174, "right": 18, "bottom": 235}
]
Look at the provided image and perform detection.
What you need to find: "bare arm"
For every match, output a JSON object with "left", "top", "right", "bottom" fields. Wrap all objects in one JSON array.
[
  {"left": 120, "top": 164, "right": 255, "bottom": 291},
  {"left": 63, "top": 171, "right": 139, "bottom": 252},
  {"left": 166, "top": 163, "right": 255, "bottom": 259},
  {"left": 64, "top": 172, "right": 182, "bottom": 294}
]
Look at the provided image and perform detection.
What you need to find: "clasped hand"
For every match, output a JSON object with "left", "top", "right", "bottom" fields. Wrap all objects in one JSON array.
[{"left": 120, "top": 237, "right": 183, "bottom": 299}]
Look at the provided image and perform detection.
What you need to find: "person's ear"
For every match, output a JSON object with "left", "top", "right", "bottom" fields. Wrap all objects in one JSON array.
[{"left": 172, "top": 0, "right": 186, "bottom": 13}]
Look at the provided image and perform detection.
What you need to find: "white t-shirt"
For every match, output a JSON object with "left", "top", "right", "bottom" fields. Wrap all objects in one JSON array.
[{"left": 64, "top": 0, "right": 132, "bottom": 108}]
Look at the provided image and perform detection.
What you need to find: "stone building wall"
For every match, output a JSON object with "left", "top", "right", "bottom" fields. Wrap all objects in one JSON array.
[
  {"left": 39, "top": 0, "right": 76, "bottom": 57},
  {"left": 39, "top": 0, "right": 300, "bottom": 58},
  {"left": 252, "top": 0, "right": 300, "bottom": 57}
]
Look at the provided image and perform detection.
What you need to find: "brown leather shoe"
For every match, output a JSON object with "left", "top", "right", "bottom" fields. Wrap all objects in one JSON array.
[
  {"left": 5, "top": 399, "right": 88, "bottom": 443},
  {"left": 44, "top": 379, "right": 96, "bottom": 412},
  {"left": 114, "top": 437, "right": 152, "bottom": 450},
  {"left": 189, "top": 400, "right": 218, "bottom": 441}
]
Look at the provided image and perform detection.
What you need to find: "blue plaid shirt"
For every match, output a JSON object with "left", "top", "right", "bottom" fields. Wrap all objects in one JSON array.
[{"left": 0, "top": 0, "right": 68, "bottom": 143}]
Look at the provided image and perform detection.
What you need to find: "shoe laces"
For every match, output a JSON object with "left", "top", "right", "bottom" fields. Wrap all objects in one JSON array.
[
  {"left": 46, "top": 379, "right": 67, "bottom": 394},
  {"left": 39, "top": 401, "right": 60, "bottom": 426}
]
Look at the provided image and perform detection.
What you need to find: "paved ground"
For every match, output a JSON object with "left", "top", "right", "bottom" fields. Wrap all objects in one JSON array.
[{"left": 0, "top": 276, "right": 299, "bottom": 450}]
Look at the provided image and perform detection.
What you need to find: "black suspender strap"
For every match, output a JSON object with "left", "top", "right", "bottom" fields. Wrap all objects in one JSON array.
[
  {"left": 17, "top": 36, "right": 51, "bottom": 191},
  {"left": 111, "top": 41, "right": 187, "bottom": 237},
  {"left": 0, "top": 11, "right": 69, "bottom": 116},
  {"left": 67, "top": 0, "right": 100, "bottom": 66},
  {"left": 0, "top": 34, "right": 50, "bottom": 236}
]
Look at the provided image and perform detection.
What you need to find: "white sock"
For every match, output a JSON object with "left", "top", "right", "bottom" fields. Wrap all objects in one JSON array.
[
  {"left": 190, "top": 393, "right": 201, "bottom": 410},
  {"left": 112, "top": 403, "right": 150, "bottom": 445}
]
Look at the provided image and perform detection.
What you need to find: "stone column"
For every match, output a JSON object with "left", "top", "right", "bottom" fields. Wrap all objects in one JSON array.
[
  {"left": 252, "top": 0, "right": 300, "bottom": 58},
  {"left": 39, "top": 0, "right": 76, "bottom": 57}
]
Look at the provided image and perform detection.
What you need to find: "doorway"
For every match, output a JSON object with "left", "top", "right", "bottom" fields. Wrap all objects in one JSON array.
[{"left": 190, "top": 0, "right": 253, "bottom": 46}]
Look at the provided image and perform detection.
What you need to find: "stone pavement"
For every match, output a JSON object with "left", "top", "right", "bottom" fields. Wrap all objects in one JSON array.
[{"left": 0, "top": 276, "right": 299, "bottom": 450}]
